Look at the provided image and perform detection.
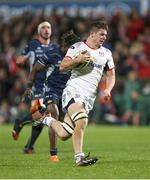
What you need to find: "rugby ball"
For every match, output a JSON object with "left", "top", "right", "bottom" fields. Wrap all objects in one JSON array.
[
  {"left": 75, "top": 60, "right": 91, "bottom": 69},
  {"left": 74, "top": 58, "right": 94, "bottom": 74}
]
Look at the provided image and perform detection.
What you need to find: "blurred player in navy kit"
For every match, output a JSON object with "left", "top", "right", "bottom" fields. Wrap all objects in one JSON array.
[
  {"left": 12, "top": 21, "right": 60, "bottom": 162},
  {"left": 12, "top": 25, "right": 80, "bottom": 162}
]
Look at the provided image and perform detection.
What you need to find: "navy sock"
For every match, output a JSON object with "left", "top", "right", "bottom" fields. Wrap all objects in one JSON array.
[
  {"left": 50, "top": 148, "right": 58, "bottom": 156},
  {"left": 24, "top": 123, "right": 43, "bottom": 149}
]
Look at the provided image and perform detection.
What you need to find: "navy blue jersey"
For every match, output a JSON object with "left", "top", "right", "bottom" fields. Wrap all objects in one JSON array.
[
  {"left": 22, "top": 39, "right": 57, "bottom": 98},
  {"left": 37, "top": 45, "right": 71, "bottom": 98}
]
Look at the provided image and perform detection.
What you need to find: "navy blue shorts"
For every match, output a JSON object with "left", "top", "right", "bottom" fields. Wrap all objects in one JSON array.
[
  {"left": 32, "top": 82, "right": 45, "bottom": 99},
  {"left": 44, "top": 87, "right": 62, "bottom": 109}
]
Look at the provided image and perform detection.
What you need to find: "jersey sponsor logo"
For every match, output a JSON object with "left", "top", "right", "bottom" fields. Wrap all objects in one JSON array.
[
  {"left": 36, "top": 54, "right": 44, "bottom": 57},
  {"left": 35, "top": 47, "right": 43, "bottom": 53},
  {"left": 35, "top": 49, "right": 43, "bottom": 53},
  {"left": 92, "top": 62, "right": 103, "bottom": 70}
]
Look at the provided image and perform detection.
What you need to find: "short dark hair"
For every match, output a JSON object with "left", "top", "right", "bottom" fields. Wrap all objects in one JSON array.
[{"left": 90, "top": 20, "right": 108, "bottom": 32}]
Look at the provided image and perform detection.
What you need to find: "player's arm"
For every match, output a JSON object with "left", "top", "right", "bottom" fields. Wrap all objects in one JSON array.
[
  {"left": 104, "top": 68, "right": 115, "bottom": 101},
  {"left": 59, "top": 56, "right": 80, "bottom": 71},
  {"left": 16, "top": 55, "right": 29, "bottom": 67},
  {"left": 60, "top": 51, "right": 91, "bottom": 72},
  {"left": 27, "top": 62, "right": 45, "bottom": 87},
  {"left": 22, "top": 62, "right": 45, "bottom": 102},
  {"left": 16, "top": 43, "right": 32, "bottom": 67}
]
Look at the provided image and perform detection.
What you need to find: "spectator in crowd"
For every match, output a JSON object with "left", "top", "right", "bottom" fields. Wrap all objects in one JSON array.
[{"left": 123, "top": 71, "right": 143, "bottom": 125}]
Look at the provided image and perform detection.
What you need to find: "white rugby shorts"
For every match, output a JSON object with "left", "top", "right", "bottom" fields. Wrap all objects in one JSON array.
[{"left": 62, "top": 85, "right": 96, "bottom": 113}]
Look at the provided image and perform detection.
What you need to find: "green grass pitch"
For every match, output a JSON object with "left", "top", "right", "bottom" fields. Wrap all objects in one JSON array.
[{"left": 0, "top": 124, "right": 150, "bottom": 179}]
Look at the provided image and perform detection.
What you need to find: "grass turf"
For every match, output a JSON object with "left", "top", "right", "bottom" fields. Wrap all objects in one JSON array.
[{"left": 0, "top": 124, "right": 150, "bottom": 179}]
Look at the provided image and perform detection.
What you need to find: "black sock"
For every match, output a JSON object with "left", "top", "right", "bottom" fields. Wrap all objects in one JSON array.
[
  {"left": 50, "top": 148, "right": 58, "bottom": 156},
  {"left": 24, "top": 123, "right": 43, "bottom": 149},
  {"left": 20, "top": 113, "right": 33, "bottom": 125}
]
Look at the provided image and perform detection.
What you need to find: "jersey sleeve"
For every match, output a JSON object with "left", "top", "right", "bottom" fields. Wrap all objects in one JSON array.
[
  {"left": 65, "top": 43, "right": 80, "bottom": 59},
  {"left": 105, "top": 50, "right": 115, "bottom": 70},
  {"left": 21, "top": 44, "right": 30, "bottom": 56}
]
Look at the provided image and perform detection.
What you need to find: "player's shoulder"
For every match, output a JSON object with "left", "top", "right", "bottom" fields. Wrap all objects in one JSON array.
[
  {"left": 27, "top": 39, "right": 40, "bottom": 47},
  {"left": 50, "top": 43, "right": 60, "bottom": 50},
  {"left": 101, "top": 46, "right": 112, "bottom": 55},
  {"left": 50, "top": 43, "right": 59, "bottom": 48},
  {"left": 45, "top": 43, "right": 61, "bottom": 57},
  {"left": 70, "top": 41, "right": 84, "bottom": 49}
]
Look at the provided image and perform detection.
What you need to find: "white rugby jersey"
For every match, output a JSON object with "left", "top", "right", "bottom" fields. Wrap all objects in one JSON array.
[{"left": 65, "top": 41, "right": 115, "bottom": 98}]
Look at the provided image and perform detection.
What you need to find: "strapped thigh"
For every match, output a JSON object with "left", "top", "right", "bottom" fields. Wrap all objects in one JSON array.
[
  {"left": 61, "top": 111, "right": 88, "bottom": 136},
  {"left": 71, "top": 111, "right": 88, "bottom": 122},
  {"left": 61, "top": 114, "right": 75, "bottom": 136},
  {"left": 61, "top": 121, "right": 74, "bottom": 136}
]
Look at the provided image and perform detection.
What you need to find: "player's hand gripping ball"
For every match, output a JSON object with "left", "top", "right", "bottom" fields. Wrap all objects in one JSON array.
[{"left": 74, "top": 50, "right": 95, "bottom": 74}]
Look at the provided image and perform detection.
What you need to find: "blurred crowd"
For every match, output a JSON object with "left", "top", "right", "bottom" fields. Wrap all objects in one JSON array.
[{"left": 0, "top": 7, "right": 150, "bottom": 125}]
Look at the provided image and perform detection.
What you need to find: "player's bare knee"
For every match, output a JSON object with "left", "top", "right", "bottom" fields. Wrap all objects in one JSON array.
[{"left": 75, "top": 118, "right": 88, "bottom": 130}]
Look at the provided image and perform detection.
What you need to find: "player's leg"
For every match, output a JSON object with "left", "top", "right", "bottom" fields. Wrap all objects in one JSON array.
[
  {"left": 46, "top": 102, "right": 59, "bottom": 162},
  {"left": 24, "top": 121, "right": 44, "bottom": 154},
  {"left": 43, "top": 113, "right": 74, "bottom": 140},
  {"left": 68, "top": 101, "right": 98, "bottom": 166},
  {"left": 61, "top": 86, "right": 98, "bottom": 166},
  {"left": 12, "top": 113, "right": 33, "bottom": 140},
  {"left": 67, "top": 102, "right": 88, "bottom": 157},
  {"left": 21, "top": 97, "right": 46, "bottom": 153},
  {"left": 12, "top": 99, "right": 45, "bottom": 140},
  {"left": 42, "top": 104, "right": 98, "bottom": 166}
]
